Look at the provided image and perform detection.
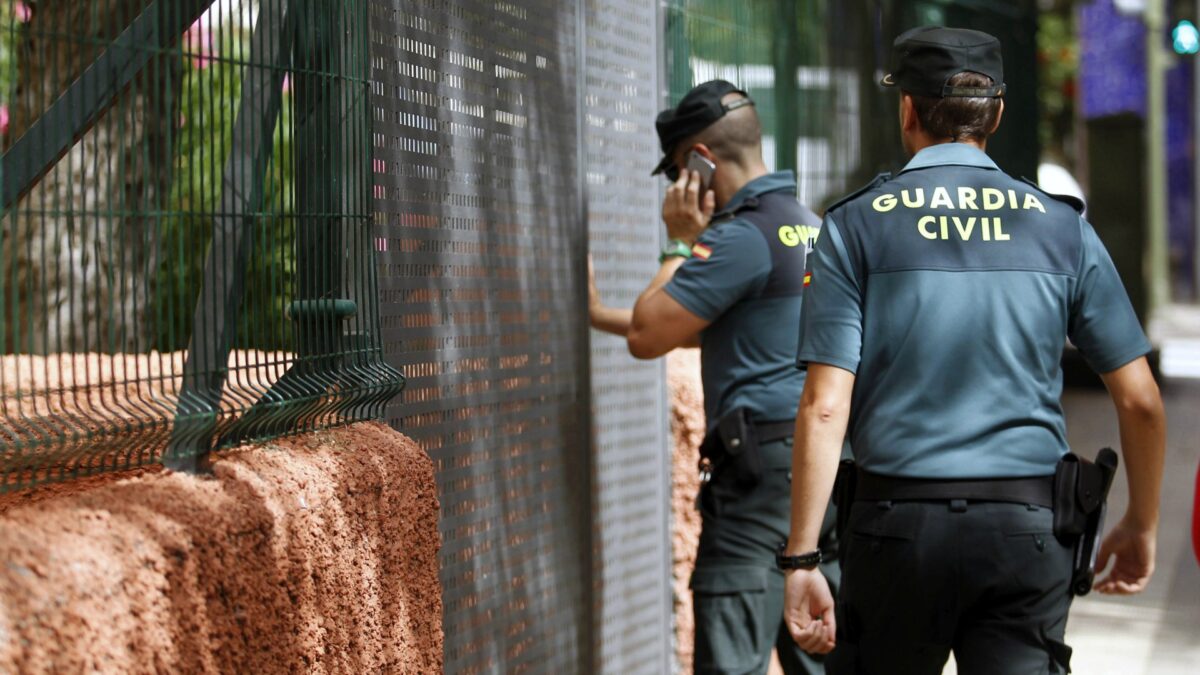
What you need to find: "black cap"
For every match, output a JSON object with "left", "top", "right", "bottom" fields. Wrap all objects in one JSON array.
[
  {"left": 651, "top": 80, "right": 754, "bottom": 176},
  {"left": 881, "top": 26, "right": 1006, "bottom": 98}
]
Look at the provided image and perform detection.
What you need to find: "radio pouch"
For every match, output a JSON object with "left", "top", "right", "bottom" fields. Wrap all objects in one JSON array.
[{"left": 698, "top": 407, "right": 763, "bottom": 489}]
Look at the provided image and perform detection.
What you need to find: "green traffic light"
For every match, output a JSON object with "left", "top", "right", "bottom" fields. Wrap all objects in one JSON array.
[{"left": 1174, "top": 20, "right": 1200, "bottom": 55}]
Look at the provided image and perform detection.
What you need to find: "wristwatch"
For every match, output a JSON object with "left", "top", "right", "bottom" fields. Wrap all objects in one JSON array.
[
  {"left": 658, "top": 238, "right": 693, "bottom": 263},
  {"left": 776, "top": 542, "right": 822, "bottom": 570}
]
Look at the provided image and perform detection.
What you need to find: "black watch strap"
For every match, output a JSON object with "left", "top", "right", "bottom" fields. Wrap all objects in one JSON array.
[{"left": 776, "top": 542, "right": 822, "bottom": 570}]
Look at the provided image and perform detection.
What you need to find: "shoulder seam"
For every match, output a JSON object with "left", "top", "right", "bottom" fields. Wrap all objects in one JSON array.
[
  {"left": 1020, "top": 176, "right": 1085, "bottom": 214},
  {"left": 827, "top": 172, "right": 892, "bottom": 213}
]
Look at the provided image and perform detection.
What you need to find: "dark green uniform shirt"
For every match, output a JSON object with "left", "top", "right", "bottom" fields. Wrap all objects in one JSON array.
[
  {"left": 797, "top": 144, "right": 1150, "bottom": 478},
  {"left": 665, "top": 171, "right": 821, "bottom": 431}
]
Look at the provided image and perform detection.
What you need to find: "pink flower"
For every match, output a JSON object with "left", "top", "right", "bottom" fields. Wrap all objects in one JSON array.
[
  {"left": 281, "top": 74, "right": 292, "bottom": 94},
  {"left": 183, "top": 18, "right": 215, "bottom": 69},
  {"left": 0, "top": 105, "right": 9, "bottom": 135},
  {"left": 13, "top": 2, "right": 30, "bottom": 23}
]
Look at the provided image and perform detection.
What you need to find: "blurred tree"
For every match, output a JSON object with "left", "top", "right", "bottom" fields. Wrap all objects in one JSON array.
[
  {"left": 1038, "top": 10, "right": 1080, "bottom": 164},
  {"left": 2, "top": 0, "right": 181, "bottom": 354}
]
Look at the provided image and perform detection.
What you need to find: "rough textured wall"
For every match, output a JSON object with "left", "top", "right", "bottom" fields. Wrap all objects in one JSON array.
[
  {"left": 0, "top": 421, "right": 442, "bottom": 674},
  {"left": 668, "top": 349, "right": 704, "bottom": 673}
]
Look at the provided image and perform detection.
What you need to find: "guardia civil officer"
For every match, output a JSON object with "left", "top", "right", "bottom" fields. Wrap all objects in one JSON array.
[
  {"left": 778, "top": 27, "right": 1166, "bottom": 674},
  {"left": 589, "top": 79, "right": 839, "bottom": 674}
]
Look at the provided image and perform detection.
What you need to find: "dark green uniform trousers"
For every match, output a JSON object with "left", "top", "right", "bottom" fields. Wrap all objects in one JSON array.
[
  {"left": 830, "top": 500, "right": 1074, "bottom": 675},
  {"left": 691, "top": 438, "right": 839, "bottom": 675}
]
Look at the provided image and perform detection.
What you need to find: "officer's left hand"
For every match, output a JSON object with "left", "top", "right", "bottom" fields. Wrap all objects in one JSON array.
[
  {"left": 662, "top": 169, "right": 715, "bottom": 245},
  {"left": 783, "top": 568, "right": 836, "bottom": 654},
  {"left": 1094, "top": 516, "right": 1156, "bottom": 595}
]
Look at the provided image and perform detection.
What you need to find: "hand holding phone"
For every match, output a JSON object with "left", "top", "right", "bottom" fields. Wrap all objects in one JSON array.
[
  {"left": 687, "top": 150, "right": 716, "bottom": 192},
  {"left": 662, "top": 151, "right": 716, "bottom": 243}
]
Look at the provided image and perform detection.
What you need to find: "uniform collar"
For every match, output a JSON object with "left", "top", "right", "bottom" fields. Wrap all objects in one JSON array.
[
  {"left": 724, "top": 170, "right": 796, "bottom": 213},
  {"left": 900, "top": 142, "right": 999, "bottom": 173}
]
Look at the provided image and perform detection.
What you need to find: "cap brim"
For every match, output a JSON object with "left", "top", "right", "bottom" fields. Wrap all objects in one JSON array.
[
  {"left": 880, "top": 73, "right": 897, "bottom": 87},
  {"left": 651, "top": 153, "right": 674, "bottom": 176}
]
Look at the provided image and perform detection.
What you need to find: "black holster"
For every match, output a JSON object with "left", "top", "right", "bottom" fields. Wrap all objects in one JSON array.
[
  {"left": 698, "top": 407, "right": 763, "bottom": 489},
  {"left": 1053, "top": 447, "right": 1119, "bottom": 596}
]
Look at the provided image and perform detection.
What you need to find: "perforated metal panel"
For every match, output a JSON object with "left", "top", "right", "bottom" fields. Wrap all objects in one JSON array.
[
  {"left": 370, "top": 0, "right": 672, "bottom": 671},
  {"left": 369, "top": 1, "right": 592, "bottom": 672},
  {"left": 584, "top": 0, "right": 673, "bottom": 673}
]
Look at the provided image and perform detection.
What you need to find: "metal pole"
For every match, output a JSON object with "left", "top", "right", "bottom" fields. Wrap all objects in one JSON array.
[
  {"left": 1195, "top": 0, "right": 1200, "bottom": 298},
  {"left": 1147, "top": 0, "right": 1171, "bottom": 315}
]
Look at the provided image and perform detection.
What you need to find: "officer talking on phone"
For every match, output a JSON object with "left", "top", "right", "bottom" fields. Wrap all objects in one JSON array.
[
  {"left": 781, "top": 27, "right": 1166, "bottom": 674},
  {"left": 589, "top": 79, "right": 838, "bottom": 674}
]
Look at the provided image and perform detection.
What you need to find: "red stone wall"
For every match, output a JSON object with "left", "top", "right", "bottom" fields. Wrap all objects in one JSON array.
[
  {"left": 668, "top": 349, "right": 705, "bottom": 673},
  {"left": 0, "top": 421, "right": 442, "bottom": 674}
]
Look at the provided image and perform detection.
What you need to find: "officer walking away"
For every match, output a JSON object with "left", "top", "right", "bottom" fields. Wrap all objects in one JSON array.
[
  {"left": 589, "top": 79, "right": 839, "bottom": 674},
  {"left": 778, "top": 27, "right": 1166, "bottom": 674}
]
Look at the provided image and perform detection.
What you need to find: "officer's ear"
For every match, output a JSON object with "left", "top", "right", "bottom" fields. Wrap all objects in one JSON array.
[
  {"left": 990, "top": 99, "right": 1005, "bottom": 135},
  {"left": 692, "top": 143, "right": 716, "bottom": 164},
  {"left": 899, "top": 94, "right": 919, "bottom": 134}
]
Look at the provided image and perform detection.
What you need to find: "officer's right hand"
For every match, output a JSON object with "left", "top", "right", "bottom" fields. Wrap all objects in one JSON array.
[
  {"left": 587, "top": 254, "right": 600, "bottom": 311},
  {"left": 784, "top": 568, "right": 836, "bottom": 654},
  {"left": 661, "top": 169, "right": 715, "bottom": 245},
  {"left": 1094, "top": 515, "right": 1156, "bottom": 595}
]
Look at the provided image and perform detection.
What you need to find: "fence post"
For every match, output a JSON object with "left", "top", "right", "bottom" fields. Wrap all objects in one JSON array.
[{"left": 165, "top": 0, "right": 295, "bottom": 472}]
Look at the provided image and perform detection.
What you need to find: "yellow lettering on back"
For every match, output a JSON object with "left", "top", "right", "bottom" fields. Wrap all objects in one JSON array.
[
  {"left": 957, "top": 187, "right": 979, "bottom": 210},
  {"left": 952, "top": 216, "right": 976, "bottom": 240},
  {"left": 902, "top": 188, "right": 925, "bottom": 208},
  {"left": 1007, "top": 189, "right": 1018, "bottom": 209},
  {"left": 778, "top": 225, "right": 800, "bottom": 247},
  {"left": 931, "top": 187, "right": 955, "bottom": 209},
  {"left": 918, "top": 215, "right": 938, "bottom": 240},
  {"left": 982, "top": 188, "right": 1005, "bottom": 210},
  {"left": 1023, "top": 194, "right": 1046, "bottom": 213},
  {"left": 873, "top": 194, "right": 897, "bottom": 212},
  {"left": 993, "top": 218, "right": 1010, "bottom": 240}
]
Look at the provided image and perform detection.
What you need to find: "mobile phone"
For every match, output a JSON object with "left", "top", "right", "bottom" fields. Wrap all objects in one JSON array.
[{"left": 687, "top": 150, "right": 716, "bottom": 192}]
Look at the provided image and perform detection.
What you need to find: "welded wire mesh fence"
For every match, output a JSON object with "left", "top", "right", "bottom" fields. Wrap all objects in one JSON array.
[
  {"left": 663, "top": 0, "right": 1041, "bottom": 207},
  {"left": 662, "top": 0, "right": 908, "bottom": 213},
  {"left": 0, "top": 0, "right": 403, "bottom": 491}
]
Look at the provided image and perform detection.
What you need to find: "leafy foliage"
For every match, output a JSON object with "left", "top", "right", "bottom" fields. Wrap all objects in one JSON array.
[
  {"left": 1038, "top": 11, "right": 1078, "bottom": 158},
  {"left": 154, "top": 21, "right": 296, "bottom": 352}
]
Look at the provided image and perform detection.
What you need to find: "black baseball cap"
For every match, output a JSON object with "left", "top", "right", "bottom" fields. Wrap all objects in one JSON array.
[
  {"left": 881, "top": 26, "right": 1006, "bottom": 98},
  {"left": 651, "top": 80, "right": 754, "bottom": 176}
]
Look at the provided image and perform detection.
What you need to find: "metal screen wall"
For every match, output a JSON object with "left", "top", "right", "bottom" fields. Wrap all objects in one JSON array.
[
  {"left": 369, "top": 0, "right": 670, "bottom": 671},
  {"left": 584, "top": 0, "right": 672, "bottom": 672}
]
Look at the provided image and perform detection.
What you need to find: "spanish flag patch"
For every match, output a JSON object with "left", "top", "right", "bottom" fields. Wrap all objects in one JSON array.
[
  {"left": 691, "top": 243, "right": 712, "bottom": 260},
  {"left": 803, "top": 272, "right": 812, "bottom": 287}
]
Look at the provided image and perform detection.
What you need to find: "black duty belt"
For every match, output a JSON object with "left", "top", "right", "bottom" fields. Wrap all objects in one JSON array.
[
  {"left": 755, "top": 420, "right": 794, "bottom": 444},
  {"left": 855, "top": 469, "right": 1054, "bottom": 508}
]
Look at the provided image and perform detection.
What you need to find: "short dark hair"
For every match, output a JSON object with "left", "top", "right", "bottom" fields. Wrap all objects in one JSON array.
[
  {"left": 908, "top": 71, "right": 1002, "bottom": 143},
  {"left": 673, "top": 93, "right": 762, "bottom": 169}
]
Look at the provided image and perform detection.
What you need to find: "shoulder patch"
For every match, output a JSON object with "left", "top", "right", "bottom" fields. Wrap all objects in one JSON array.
[
  {"left": 1020, "top": 177, "right": 1085, "bottom": 215},
  {"left": 825, "top": 172, "right": 892, "bottom": 213}
]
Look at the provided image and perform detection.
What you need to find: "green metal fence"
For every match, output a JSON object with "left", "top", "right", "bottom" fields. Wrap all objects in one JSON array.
[
  {"left": 0, "top": 0, "right": 403, "bottom": 491},
  {"left": 663, "top": 0, "right": 895, "bottom": 213},
  {"left": 663, "top": 0, "right": 1039, "bottom": 211}
]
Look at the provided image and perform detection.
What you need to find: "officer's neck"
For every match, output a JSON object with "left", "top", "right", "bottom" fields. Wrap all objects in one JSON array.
[
  {"left": 714, "top": 163, "right": 769, "bottom": 210},
  {"left": 907, "top": 134, "right": 988, "bottom": 156}
]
